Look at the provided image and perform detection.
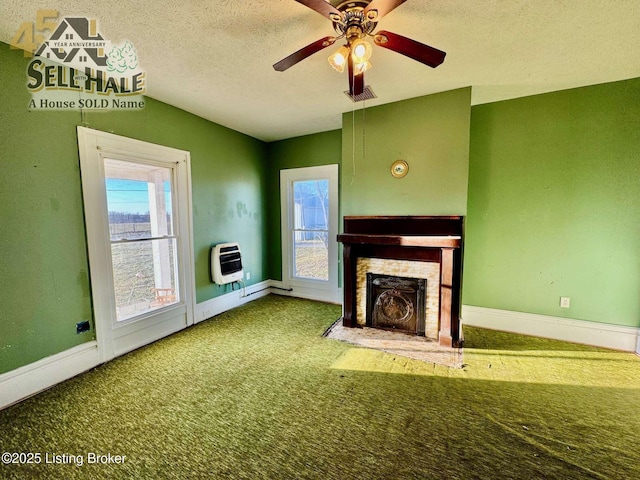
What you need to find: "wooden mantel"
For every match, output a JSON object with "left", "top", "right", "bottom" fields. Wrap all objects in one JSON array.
[
  {"left": 337, "top": 216, "right": 464, "bottom": 348},
  {"left": 337, "top": 234, "right": 461, "bottom": 248}
]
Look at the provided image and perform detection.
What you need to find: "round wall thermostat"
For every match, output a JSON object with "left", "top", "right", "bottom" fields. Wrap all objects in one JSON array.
[{"left": 391, "top": 160, "right": 409, "bottom": 178}]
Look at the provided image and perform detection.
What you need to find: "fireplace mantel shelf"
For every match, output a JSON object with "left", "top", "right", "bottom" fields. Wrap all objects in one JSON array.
[{"left": 337, "top": 234, "right": 461, "bottom": 248}]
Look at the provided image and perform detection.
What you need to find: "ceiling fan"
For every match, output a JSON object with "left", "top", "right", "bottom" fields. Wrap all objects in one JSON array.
[{"left": 273, "top": 0, "right": 446, "bottom": 99}]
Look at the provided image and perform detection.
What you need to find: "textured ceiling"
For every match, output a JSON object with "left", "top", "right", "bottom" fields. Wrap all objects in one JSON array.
[{"left": 2, "top": 0, "right": 639, "bottom": 141}]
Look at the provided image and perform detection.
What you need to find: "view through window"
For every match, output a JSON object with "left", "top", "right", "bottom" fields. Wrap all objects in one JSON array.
[
  {"left": 105, "top": 158, "right": 179, "bottom": 321},
  {"left": 292, "top": 179, "right": 329, "bottom": 281}
]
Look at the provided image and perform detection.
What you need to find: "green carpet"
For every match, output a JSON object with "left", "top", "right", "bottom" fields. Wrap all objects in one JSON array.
[{"left": 1, "top": 295, "right": 638, "bottom": 479}]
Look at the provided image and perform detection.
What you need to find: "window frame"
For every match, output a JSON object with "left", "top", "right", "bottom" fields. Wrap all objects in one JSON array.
[{"left": 280, "top": 165, "right": 340, "bottom": 303}]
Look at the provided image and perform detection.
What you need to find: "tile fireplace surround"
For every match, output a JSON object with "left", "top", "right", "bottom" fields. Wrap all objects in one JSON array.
[{"left": 337, "top": 216, "right": 464, "bottom": 348}]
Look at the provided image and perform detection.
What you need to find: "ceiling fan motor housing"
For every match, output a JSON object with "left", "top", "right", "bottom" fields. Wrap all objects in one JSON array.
[{"left": 333, "top": 1, "right": 378, "bottom": 39}]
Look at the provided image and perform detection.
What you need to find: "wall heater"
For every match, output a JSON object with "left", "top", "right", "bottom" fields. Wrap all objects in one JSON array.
[{"left": 211, "top": 242, "right": 244, "bottom": 285}]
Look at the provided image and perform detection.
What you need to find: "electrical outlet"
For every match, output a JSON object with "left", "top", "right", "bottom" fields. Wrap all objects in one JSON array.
[
  {"left": 560, "top": 297, "right": 570, "bottom": 308},
  {"left": 76, "top": 320, "right": 90, "bottom": 334},
  {"left": 246, "top": 271, "right": 251, "bottom": 280}
]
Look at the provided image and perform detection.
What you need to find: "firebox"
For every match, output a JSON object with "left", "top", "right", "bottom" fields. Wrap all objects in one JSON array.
[{"left": 366, "top": 274, "right": 426, "bottom": 336}]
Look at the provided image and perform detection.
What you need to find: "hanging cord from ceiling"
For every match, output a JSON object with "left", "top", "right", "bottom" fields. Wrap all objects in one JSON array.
[
  {"left": 361, "top": 98, "right": 366, "bottom": 167},
  {"left": 350, "top": 98, "right": 366, "bottom": 186},
  {"left": 350, "top": 95, "right": 356, "bottom": 185},
  {"left": 349, "top": 70, "right": 368, "bottom": 186}
]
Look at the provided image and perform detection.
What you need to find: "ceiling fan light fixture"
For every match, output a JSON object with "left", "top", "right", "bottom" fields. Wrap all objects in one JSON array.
[
  {"left": 328, "top": 45, "right": 350, "bottom": 73},
  {"left": 355, "top": 60, "right": 372, "bottom": 74},
  {"left": 350, "top": 38, "right": 372, "bottom": 63}
]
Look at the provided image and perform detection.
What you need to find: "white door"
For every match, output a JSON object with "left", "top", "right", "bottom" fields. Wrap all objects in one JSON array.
[
  {"left": 280, "top": 165, "right": 339, "bottom": 303},
  {"left": 78, "top": 127, "right": 195, "bottom": 362}
]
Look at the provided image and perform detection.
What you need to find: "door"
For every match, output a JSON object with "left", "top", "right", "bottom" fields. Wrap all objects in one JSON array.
[
  {"left": 78, "top": 127, "right": 195, "bottom": 362},
  {"left": 280, "top": 165, "right": 339, "bottom": 303}
]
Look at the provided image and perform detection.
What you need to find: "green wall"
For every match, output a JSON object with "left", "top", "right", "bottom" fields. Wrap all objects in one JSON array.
[
  {"left": 0, "top": 44, "right": 268, "bottom": 374},
  {"left": 265, "top": 130, "right": 342, "bottom": 280},
  {"left": 0, "top": 46, "right": 94, "bottom": 374},
  {"left": 464, "top": 78, "right": 640, "bottom": 327},
  {"left": 341, "top": 87, "right": 471, "bottom": 216}
]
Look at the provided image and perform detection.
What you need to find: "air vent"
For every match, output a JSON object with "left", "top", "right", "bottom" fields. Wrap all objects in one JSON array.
[{"left": 344, "top": 85, "right": 377, "bottom": 102}]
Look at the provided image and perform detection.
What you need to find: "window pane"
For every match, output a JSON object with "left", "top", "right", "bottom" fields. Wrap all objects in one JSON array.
[
  {"left": 111, "top": 238, "right": 178, "bottom": 321},
  {"left": 104, "top": 158, "right": 179, "bottom": 322},
  {"left": 105, "top": 159, "right": 174, "bottom": 240},
  {"left": 293, "top": 179, "right": 328, "bottom": 230},
  {"left": 293, "top": 231, "right": 328, "bottom": 281}
]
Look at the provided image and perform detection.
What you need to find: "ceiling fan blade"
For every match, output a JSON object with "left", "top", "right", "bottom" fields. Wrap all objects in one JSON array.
[
  {"left": 348, "top": 53, "right": 364, "bottom": 96},
  {"left": 295, "top": 0, "right": 342, "bottom": 20},
  {"left": 363, "top": 0, "right": 407, "bottom": 21},
  {"left": 373, "top": 30, "right": 446, "bottom": 68},
  {"left": 273, "top": 36, "right": 336, "bottom": 71}
]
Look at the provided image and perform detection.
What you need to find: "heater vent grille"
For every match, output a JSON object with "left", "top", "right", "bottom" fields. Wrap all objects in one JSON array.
[{"left": 345, "top": 85, "right": 377, "bottom": 102}]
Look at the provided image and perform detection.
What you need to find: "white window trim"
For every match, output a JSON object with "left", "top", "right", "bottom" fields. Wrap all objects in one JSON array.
[
  {"left": 77, "top": 126, "right": 196, "bottom": 362},
  {"left": 280, "top": 165, "right": 340, "bottom": 304}
]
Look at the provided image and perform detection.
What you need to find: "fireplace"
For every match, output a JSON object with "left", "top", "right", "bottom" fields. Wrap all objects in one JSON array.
[
  {"left": 337, "top": 216, "right": 464, "bottom": 348},
  {"left": 366, "top": 274, "right": 426, "bottom": 335}
]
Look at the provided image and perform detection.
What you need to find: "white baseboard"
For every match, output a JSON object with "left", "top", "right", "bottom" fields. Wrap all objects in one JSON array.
[
  {"left": 269, "top": 280, "right": 342, "bottom": 305},
  {"left": 194, "top": 280, "right": 272, "bottom": 323},
  {"left": 0, "top": 341, "right": 100, "bottom": 411},
  {"left": 195, "top": 280, "right": 342, "bottom": 324},
  {"left": 462, "top": 305, "right": 640, "bottom": 352}
]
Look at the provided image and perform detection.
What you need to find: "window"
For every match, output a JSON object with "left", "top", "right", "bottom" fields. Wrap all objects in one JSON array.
[
  {"left": 280, "top": 165, "right": 339, "bottom": 303},
  {"left": 105, "top": 159, "right": 178, "bottom": 321},
  {"left": 78, "top": 126, "right": 195, "bottom": 362},
  {"left": 292, "top": 179, "right": 329, "bottom": 281}
]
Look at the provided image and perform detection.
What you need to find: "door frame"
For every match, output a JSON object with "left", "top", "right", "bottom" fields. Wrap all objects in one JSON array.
[
  {"left": 77, "top": 126, "right": 196, "bottom": 363},
  {"left": 280, "top": 164, "right": 340, "bottom": 303}
]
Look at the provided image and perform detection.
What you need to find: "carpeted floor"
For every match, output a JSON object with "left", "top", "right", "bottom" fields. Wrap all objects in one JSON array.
[{"left": 0, "top": 295, "right": 638, "bottom": 479}]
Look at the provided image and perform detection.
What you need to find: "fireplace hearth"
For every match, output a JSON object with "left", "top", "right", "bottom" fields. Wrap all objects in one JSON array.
[{"left": 337, "top": 216, "right": 464, "bottom": 348}]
